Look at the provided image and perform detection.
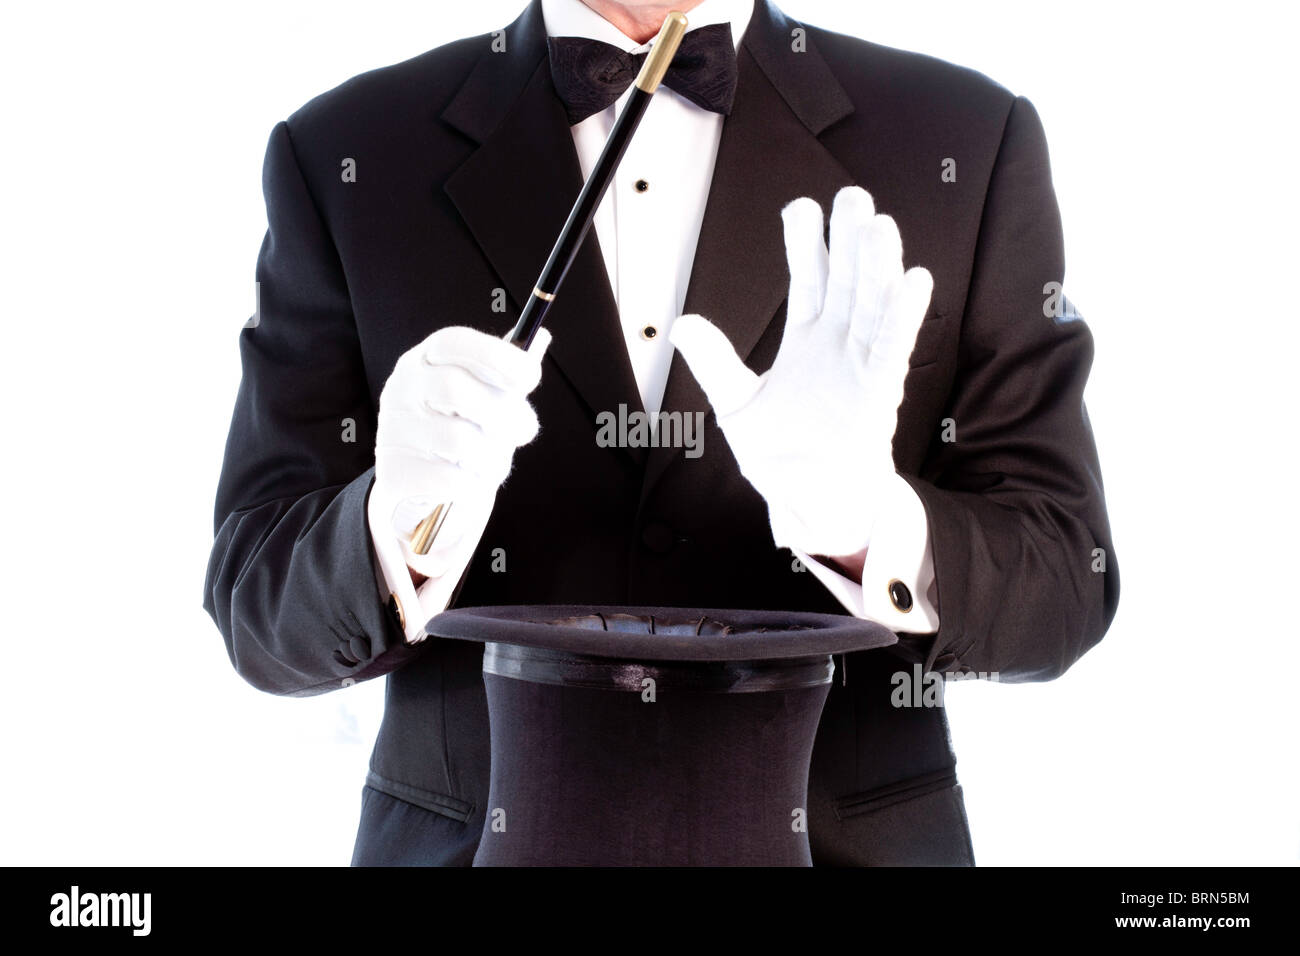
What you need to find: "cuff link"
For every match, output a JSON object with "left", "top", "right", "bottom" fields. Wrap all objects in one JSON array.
[{"left": 887, "top": 579, "right": 913, "bottom": 613}]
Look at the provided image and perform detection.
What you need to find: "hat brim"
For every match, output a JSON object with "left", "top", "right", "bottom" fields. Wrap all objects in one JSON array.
[{"left": 426, "top": 604, "right": 898, "bottom": 662}]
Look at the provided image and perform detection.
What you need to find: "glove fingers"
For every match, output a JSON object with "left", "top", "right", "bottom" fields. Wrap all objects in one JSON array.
[
  {"left": 849, "top": 214, "right": 905, "bottom": 349},
  {"left": 420, "top": 325, "right": 547, "bottom": 394},
  {"left": 823, "top": 186, "right": 875, "bottom": 326},
  {"left": 872, "top": 266, "right": 933, "bottom": 363},
  {"left": 379, "top": 409, "right": 515, "bottom": 483},
  {"left": 668, "top": 314, "right": 762, "bottom": 418},
  {"left": 415, "top": 365, "right": 541, "bottom": 446},
  {"left": 781, "top": 197, "right": 828, "bottom": 327},
  {"left": 429, "top": 414, "right": 515, "bottom": 482},
  {"left": 863, "top": 266, "right": 934, "bottom": 410}
]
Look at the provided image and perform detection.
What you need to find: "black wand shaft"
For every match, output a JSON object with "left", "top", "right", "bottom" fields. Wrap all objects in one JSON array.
[{"left": 509, "top": 84, "right": 654, "bottom": 349}]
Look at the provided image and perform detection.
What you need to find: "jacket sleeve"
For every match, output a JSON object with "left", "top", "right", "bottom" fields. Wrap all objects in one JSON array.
[
  {"left": 899, "top": 95, "right": 1120, "bottom": 682},
  {"left": 203, "top": 119, "right": 421, "bottom": 697}
]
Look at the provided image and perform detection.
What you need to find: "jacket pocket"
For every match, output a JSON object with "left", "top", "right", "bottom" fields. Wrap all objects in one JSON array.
[
  {"left": 908, "top": 308, "right": 948, "bottom": 369},
  {"left": 363, "top": 771, "right": 475, "bottom": 823},
  {"left": 833, "top": 767, "right": 958, "bottom": 820}
]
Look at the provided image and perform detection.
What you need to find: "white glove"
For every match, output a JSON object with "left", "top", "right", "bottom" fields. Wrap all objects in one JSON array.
[
  {"left": 669, "top": 186, "right": 932, "bottom": 559},
  {"left": 372, "top": 325, "right": 551, "bottom": 580}
]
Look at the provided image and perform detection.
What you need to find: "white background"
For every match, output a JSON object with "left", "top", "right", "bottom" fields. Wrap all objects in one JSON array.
[{"left": 1, "top": 0, "right": 1296, "bottom": 866}]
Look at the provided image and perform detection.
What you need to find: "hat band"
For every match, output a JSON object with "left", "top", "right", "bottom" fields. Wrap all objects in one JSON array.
[{"left": 482, "top": 642, "right": 834, "bottom": 694}]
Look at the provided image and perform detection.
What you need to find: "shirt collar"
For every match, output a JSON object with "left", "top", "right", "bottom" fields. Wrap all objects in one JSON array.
[{"left": 540, "top": 0, "right": 754, "bottom": 53}]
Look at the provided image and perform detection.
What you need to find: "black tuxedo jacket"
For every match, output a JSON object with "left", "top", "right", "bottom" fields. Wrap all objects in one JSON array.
[{"left": 204, "top": 0, "right": 1119, "bottom": 866}]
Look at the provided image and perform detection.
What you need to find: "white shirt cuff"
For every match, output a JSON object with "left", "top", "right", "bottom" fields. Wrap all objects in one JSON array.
[{"left": 792, "top": 472, "right": 940, "bottom": 634}]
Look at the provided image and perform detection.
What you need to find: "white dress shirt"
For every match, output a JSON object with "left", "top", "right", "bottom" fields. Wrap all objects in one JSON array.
[
  {"left": 550, "top": 0, "right": 748, "bottom": 419},
  {"left": 369, "top": 0, "right": 940, "bottom": 643}
]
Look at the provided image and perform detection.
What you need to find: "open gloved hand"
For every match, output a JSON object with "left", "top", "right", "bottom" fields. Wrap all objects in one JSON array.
[
  {"left": 669, "top": 185, "right": 932, "bottom": 559},
  {"left": 371, "top": 325, "right": 551, "bottom": 580}
]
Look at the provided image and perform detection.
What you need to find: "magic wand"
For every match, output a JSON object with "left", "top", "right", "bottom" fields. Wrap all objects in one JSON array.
[{"left": 410, "top": 10, "right": 690, "bottom": 554}]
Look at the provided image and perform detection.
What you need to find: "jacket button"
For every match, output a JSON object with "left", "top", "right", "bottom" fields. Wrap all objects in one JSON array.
[
  {"left": 349, "top": 635, "right": 373, "bottom": 662},
  {"left": 641, "top": 522, "right": 674, "bottom": 554}
]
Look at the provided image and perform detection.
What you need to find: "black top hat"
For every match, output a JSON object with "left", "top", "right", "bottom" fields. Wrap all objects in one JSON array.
[
  {"left": 430, "top": 603, "right": 896, "bottom": 661},
  {"left": 428, "top": 604, "right": 896, "bottom": 866}
]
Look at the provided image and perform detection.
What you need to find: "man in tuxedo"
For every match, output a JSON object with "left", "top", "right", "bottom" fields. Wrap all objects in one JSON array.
[{"left": 204, "top": 0, "right": 1119, "bottom": 865}]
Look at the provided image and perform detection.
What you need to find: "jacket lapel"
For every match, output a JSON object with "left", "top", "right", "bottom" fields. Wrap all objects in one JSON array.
[
  {"left": 440, "top": 0, "right": 647, "bottom": 464},
  {"left": 641, "top": 0, "right": 858, "bottom": 498}
]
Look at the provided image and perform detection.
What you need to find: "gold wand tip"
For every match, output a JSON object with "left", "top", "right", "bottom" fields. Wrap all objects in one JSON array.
[{"left": 634, "top": 11, "right": 689, "bottom": 95}]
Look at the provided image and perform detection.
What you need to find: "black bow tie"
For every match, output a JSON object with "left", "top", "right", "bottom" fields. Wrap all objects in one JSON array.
[{"left": 547, "top": 22, "right": 738, "bottom": 125}]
